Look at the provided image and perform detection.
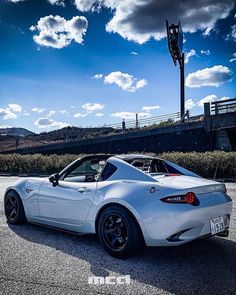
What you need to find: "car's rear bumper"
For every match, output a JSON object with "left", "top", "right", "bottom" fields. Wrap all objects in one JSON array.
[{"left": 140, "top": 197, "right": 232, "bottom": 247}]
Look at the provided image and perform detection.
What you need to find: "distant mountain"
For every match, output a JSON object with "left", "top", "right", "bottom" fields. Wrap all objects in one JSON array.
[
  {"left": 0, "top": 127, "right": 34, "bottom": 137},
  {"left": 0, "top": 126, "right": 119, "bottom": 151},
  {"left": 33, "top": 126, "right": 118, "bottom": 142}
]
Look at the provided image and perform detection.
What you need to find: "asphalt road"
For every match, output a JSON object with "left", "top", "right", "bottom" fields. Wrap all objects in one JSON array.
[{"left": 0, "top": 177, "right": 235, "bottom": 295}]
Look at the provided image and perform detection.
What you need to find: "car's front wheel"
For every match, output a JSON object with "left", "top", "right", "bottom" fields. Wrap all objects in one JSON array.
[
  {"left": 4, "top": 190, "right": 26, "bottom": 224},
  {"left": 97, "top": 206, "right": 144, "bottom": 258}
]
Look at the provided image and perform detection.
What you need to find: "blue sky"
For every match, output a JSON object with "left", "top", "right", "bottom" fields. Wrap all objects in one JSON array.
[{"left": 0, "top": 0, "right": 235, "bottom": 132}]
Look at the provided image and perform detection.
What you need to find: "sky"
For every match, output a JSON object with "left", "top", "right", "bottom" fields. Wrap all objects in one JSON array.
[{"left": 0, "top": 0, "right": 235, "bottom": 133}]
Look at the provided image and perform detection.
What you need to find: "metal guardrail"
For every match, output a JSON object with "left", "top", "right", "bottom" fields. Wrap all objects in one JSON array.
[
  {"left": 0, "top": 112, "right": 189, "bottom": 152},
  {"left": 211, "top": 98, "right": 236, "bottom": 115},
  {"left": 104, "top": 112, "right": 181, "bottom": 130}
]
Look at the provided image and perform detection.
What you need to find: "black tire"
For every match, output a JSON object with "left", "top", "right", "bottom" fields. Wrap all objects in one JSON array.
[
  {"left": 97, "top": 206, "right": 144, "bottom": 258},
  {"left": 4, "top": 190, "right": 26, "bottom": 224}
]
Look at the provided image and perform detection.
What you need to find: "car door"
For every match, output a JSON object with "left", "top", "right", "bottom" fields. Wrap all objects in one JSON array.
[{"left": 38, "top": 159, "right": 103, "bottom": 229}]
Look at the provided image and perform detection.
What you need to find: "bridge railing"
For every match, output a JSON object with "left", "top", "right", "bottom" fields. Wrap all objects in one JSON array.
[
  {"left": 104, "top": 112, "right": 181, "bottom": 130},
  {"left": 211, "top": 98, "right": 236, "bottom": 115}
]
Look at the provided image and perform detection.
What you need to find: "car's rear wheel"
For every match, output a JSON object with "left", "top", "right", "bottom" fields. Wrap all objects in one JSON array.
[
  {"left": 4, "top": 190, "right": 26, "bottom": 224},
  {"left": 97, "top": 206, "right": 144, "bottom": 258}
]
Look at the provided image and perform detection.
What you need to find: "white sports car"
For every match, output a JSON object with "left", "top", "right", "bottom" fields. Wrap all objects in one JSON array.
[{"left": 4, "top": 154, "right": 232, "bottom": 257}]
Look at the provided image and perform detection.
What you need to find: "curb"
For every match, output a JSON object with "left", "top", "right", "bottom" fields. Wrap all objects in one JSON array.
[{"left": 0, "top": 173, "right": 48, "bottom": 177}]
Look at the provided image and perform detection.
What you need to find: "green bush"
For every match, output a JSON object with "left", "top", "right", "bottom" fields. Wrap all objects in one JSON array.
[
  {"left": 0, "top": 154, "right": 79, "bottom": 175},
  {"left": 161, "top": 151, "right": 236, "bottom": 179},
  {"left": 0, "top": 151, "right": 235, "bottom": 179}
]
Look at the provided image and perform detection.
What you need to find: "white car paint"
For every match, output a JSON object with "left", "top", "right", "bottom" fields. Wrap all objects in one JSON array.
[{"left": 5, "top": 154, "right": 232, "bottom": 246}]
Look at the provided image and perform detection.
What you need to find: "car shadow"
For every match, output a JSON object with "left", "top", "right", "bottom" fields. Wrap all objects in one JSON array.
[{"left": 9, "top": 222, "right": 236, "bottom": 295}]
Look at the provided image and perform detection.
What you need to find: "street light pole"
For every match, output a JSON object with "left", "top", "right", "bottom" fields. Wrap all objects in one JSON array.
[
  {"left": 166, "top": 20, "right": 185, "bottom": 119},
  {"left": 180, "top": 53, "right": 185, "bottom": 118}
]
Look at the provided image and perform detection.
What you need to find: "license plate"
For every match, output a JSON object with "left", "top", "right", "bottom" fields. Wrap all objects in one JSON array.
[{"left": 210, "top": 216, "right": 225, "bottom": 235}]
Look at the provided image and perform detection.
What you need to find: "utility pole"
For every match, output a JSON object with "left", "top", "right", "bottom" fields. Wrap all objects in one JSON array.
[
  {"left": 180, "top": 53, "right": 185, "bottom": 118},
  {"left": 166, "top": 20, "right": 185, "bottom": 118},
  {"left": 135, "top": 113, "right": 139, "bottom": 129},
  {"left": 122, "top": 119, "right": 126, "bottom": 133},
  {"left": 16, "top": 137, "right": 19, "bottom": 150}
]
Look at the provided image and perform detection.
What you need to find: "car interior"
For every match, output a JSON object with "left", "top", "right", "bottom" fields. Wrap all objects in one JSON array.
[{"left": 60, "top": 156, "right": 182, "bottom": 183}]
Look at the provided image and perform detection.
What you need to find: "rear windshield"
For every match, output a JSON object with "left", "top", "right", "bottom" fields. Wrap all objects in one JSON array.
[{"left": 124, "top": 158, "right": 181, "bottom": 175}]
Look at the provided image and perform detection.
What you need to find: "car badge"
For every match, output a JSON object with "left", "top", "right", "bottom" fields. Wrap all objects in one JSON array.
[{"left": 149, "top": 187, "right": 156, "bottom": 193}]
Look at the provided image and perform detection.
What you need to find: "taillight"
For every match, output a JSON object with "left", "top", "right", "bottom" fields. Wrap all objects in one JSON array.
[
  {"left": 161, "top": 192, "right": 199, "bottom": 205},
  {"left": 185, "top": 192, "right": 196, "bottom": 204}
]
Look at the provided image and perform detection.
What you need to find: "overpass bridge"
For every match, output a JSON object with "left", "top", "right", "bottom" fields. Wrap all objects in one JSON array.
[{"left": 1, "top": 99, "right": 236, "bottom": 155}]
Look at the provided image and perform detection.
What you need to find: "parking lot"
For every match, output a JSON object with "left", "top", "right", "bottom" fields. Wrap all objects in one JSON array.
[{"left": 0, "top": 176, "right": 236, "bottom": 295}]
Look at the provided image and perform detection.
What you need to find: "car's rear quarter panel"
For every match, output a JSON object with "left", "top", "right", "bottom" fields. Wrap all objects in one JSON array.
[{"left": 137, "top": 191, "right": 232, "bottom": 246}]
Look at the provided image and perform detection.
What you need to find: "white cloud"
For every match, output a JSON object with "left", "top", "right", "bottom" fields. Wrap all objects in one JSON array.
[
  {"left": 104, "top": 71, "right": 147, "bottom": 92},
  {"left": 130, "top": 51, "right": 139, "bottom": 55},
  {"left": 185, "top": 99, "right": 196, "bottom": 110},
  {"left": 93, "top": 74, "right": 103, "bottom": 79},
  {"left": 32, "top": 107, "right": 45, "bottom": 113},
  {"left": 103, "top": 0, "right": 234, "bottom": 44},
  {"left": 7, "top": 103, "right": 22, "bottom": 113},
  {"left": 8, "top": 0, "right": 25, "bottom": 2},
  {"left": 30, "top": 15, "right": 88, "bottom": 49},
  {"left": 23, "top": 112, "right": 30, "bottom": 116},
  {"left": 73, "top": 112, "right": 87, "bottom": 118},
  {"left": 72, "top": 1, "right": 234, "bottom": 44},
  {"left": 184, "top": 49, "right": 197, "bottom": 64},
  {"left": 197, "top": 94, "right": 218, "bottom": 107},
  {"left": 186, "top": 65, "right": 232, "bottom": 88},
  {"left": 46, "top": 110, "right": 56, "bottom": 117},
  {"left": 10, "top": 0, "right": 236, "bottom": 45},
  {"left": 197, "top": 94, "right": 232, "bottom": 108},
  {"left": 142, "top": 105, "right": 160, "bottom": 112},
  {"left": 200, "top": 49, "right": 211, "bottom": 55},
  {"left": 74, "top": 0, "right": 105, "bottom": 12},
  {"left": 226, "top": 24, "right": 236, "bottom": 42},
  {"left": 81, "top": 103, "right": 104, "bottom": 113},
  {"left": 95, "top": 112, "right": 104, "bottom": 117},
  {"left": 229, "top": 52, "right": 236, "bottom": 63},
  {"left": 47, "top": 0, "right": 65, "bottom": 6},
  {"left": 111, "top": 112, "right": 151, "bottom": 120},
  {"left": 0, "top": 103, "right": 22, "bottom": 120},
  {"left": 0, "top": 108, "right": 17, "bottom": 120},
  {"left": 220, "top": 96, "right": 231, "bottom": 101},
  {"left": 60, "top": 110, "right": 70, "bottom": 116},
  {"left": 34, "top": 117, "right": 70, "bottom": 129}
]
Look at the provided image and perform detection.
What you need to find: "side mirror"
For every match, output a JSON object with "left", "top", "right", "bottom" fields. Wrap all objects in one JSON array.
[{"left": 49, "top": 173, "right": 59, "bottom": 187}]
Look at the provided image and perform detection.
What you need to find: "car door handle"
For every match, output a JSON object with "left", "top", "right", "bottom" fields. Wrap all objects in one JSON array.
[{"left": 77, "top": 187, "right": 91, "bottom": 193}]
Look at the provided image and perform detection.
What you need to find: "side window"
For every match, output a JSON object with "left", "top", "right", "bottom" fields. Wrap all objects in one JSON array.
[
  {"left": 99, "top": 162, "right": 117, "bottom": 181},
  {"left": 63, "top": 159, "right": 105, "bottom": 183}
]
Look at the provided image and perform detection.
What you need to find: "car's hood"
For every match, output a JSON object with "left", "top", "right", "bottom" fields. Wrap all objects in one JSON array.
[{"left": 152, "top": 175, "right": 225, "bottom": 194}]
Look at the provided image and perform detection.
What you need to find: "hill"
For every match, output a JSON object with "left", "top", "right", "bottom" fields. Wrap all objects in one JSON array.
[
  {"left": 0, "top": 126, "right": 118, "bottom": 151},
  {"left": 0, "top": 127, "right": 34, "bottom": 137}
]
